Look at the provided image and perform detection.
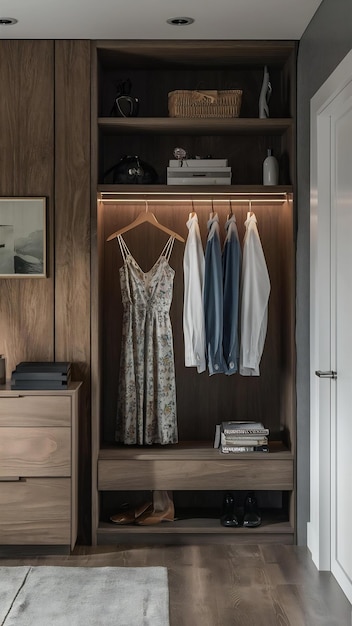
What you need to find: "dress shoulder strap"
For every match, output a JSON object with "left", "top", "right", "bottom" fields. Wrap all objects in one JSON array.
[
  {"left": 117, "top": 234, "right": 131, "bottom": 262},
  {"left": 160, "top": 236, "right": 175, "bottom": 262}
]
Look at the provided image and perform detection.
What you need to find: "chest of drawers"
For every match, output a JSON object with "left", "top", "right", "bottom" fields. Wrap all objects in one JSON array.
[{"left": 0, "top": 383, "right": 81, "bottom": 553}]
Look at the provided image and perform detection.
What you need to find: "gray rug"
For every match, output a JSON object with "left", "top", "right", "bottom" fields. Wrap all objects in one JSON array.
[{"left": 0, "top": 565, "right": 169, "bottom": 625}]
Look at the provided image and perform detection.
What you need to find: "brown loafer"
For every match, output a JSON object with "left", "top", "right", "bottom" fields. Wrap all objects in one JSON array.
[
  {"left": 110, "top": 500, "right": 152, "bottom": 525},
  {"left": 136, "top": 495, "right": 174, "bottom": 525}
]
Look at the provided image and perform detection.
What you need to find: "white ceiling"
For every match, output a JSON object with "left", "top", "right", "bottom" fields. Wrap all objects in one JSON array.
[{"left": 0, "top": 0, "right": 324, "bottom": 40}]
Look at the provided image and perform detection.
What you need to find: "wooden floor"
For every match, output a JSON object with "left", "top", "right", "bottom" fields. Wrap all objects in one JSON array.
[{"left": 0, "top": 544, "right": 351, "bottom": 625}]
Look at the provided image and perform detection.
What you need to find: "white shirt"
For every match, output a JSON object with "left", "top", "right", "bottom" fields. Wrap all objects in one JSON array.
[
  {"left": 183, "top": 212, "right": 206, "bottom": 373},
  {"left": 240, "top": 212, "right": 270, "bottom": 376}
]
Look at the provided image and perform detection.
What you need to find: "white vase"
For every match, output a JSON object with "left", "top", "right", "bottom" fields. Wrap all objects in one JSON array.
[{"left": 263, "top": 149, "right": 279, "bottom": 185}]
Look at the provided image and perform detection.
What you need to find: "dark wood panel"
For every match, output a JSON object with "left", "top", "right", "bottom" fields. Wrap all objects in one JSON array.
[
  {"left": 0, "top": 40, "right": 55, "bottom": 378},
  {"left": 54, "top": 40, "right": 91, "bottom": 380},
  {"left": 54, "top": 40, "right": 92, "bottom": 543}
]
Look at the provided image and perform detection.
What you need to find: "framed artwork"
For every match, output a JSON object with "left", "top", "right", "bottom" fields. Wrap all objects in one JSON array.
[{"left": 0, "top": 197, "right": 46, "bottom": 278}]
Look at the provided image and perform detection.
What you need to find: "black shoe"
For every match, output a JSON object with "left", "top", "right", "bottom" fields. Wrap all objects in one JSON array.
[
  {"left": 220, "top": 492, "right": 239, "bottom": 527},
  {"left": 243, "top": 491, "right": 261, "bottom": 527}
]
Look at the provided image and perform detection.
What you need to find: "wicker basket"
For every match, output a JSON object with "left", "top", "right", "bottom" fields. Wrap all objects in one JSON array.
[{"left": 168, "top": 89, "right": 242, "bottom": 118}]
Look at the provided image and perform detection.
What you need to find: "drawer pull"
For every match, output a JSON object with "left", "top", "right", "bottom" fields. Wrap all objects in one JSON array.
[{"left": 0, "top": 476, "right": 26, "bottom": 482}]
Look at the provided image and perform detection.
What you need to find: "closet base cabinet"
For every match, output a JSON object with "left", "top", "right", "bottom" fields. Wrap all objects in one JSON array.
[
  {"left": 0, "top": 384, "right": 81, "bottom": 555},
  {"left": 96, "top": 444, "right": 295, "bottom": 545}
]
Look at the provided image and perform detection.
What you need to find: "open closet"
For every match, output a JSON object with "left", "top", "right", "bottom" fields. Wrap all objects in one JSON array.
[{"left": 91, "top": 40, "right": 297, "bottom": 545}]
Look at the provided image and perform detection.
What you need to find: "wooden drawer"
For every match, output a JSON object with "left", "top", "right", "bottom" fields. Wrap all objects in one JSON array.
[
  {"left": 0, "top": 478, "right": 71, "bottom": 545},
  {"left": 0, "top": 428, "right": 71, "bottom": 477},
  {"left": 0, "top": 395, "right": 71, "bottom": 427},
  {"left": 98, "top": 458, "right": 294, "bottom": 491}
]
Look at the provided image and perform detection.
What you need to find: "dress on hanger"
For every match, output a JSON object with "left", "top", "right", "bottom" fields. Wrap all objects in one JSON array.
[
  {"left": 115, "top": 234, "right": 178, "bottom": 445},
  {"left": 240, "top": 212, "right": 270, "bottom": 376},
  {"left": 183, "top": 212, "right": 206, "bottom": 373}
]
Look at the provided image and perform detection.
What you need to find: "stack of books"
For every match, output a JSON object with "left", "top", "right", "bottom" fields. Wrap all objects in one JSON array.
[
  {"left": 214, "top": 421, "right": 269, "bottom": 453},
  {"left": 11, "top": 361, "right": 71, "bottom": 390}
]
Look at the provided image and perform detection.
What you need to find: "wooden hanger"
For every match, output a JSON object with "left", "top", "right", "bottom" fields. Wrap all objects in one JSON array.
[{"left": 106, "top": 202, "right": 185, "bottom": 243}]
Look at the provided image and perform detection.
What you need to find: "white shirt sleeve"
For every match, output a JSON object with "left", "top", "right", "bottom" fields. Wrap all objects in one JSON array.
[
  {"left": 240, "top": 213, "right": 270, "bottom": 376},
  {"left": 183, "top": 213, "right": 206, "bottom": 373}
]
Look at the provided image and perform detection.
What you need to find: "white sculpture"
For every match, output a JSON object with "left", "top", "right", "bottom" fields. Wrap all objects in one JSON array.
[{"left": 259, "top": 65, "right": 272, "bottom": 119}]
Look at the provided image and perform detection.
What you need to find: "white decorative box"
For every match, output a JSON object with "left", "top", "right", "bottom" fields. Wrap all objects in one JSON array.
[
  {"left": 167, "top": 166, "right": 232, "bottom": 185},
  {"left": 168, "top": 158, "right": 228, "bottom": 168}
]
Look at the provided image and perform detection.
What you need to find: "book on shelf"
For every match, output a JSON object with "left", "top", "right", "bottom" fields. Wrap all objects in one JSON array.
[
  {"left": 221, "top": 421, "right": 269, "bottom": 436},
  {"left": 213, "top": 424, "right": 221, "bottom": 448},
  {"left": 220, "top": 432, "right": 268, "bottom": 447},
  {"left": 214, "top": 424, "right": 269, "bottom": 449},
  {"left": 221, "top": 444, "right": 269, "bottom": 454}
]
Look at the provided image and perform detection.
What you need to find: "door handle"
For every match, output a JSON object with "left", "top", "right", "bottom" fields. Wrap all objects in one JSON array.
[{"left": 315, "top": 370, "right": 337, "bottom": 379}]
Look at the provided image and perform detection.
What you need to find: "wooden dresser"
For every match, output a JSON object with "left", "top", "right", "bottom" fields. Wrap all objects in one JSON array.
[{"left": 0, "top": 382, "right": 81, "bottom": 554}]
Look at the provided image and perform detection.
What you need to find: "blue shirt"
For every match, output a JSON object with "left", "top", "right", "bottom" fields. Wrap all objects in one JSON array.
[
  {"left": 222, "top": 215, "right": 241, "bottom": 374},
  {"left": 203, "top": 213, "right": 226, "bottom": 375}
]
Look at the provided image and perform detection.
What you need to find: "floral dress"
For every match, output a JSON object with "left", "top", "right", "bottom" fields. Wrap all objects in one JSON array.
[{"left": 115, "top": 234, "right": 178, "bottom": 445}]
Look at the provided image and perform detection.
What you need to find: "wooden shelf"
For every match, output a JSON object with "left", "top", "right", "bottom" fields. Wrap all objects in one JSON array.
[
  {"left": 98, "top": 117, "right": 293, "bottom": 136},
  {"left": 97, "top": 511, "right": 294, "bottom": 545},
  {"left": 99, "top": 440, "right": 292, "bottom": 461},
  {"left": 96, "top": 40, "right": 297, "bottom": 68}
]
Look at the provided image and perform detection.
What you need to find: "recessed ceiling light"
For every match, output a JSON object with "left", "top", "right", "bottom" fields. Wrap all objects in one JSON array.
[
  {"left": 167, "top": 17, "right": 194, "bottom": 26},
  {"left": 0, "top": 17, "right": 18, "bottom": 25}
]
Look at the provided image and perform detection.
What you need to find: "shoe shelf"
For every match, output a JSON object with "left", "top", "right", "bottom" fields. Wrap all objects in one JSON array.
[{"left": 97, "top": 511, "right": 293, "bottom": 545}]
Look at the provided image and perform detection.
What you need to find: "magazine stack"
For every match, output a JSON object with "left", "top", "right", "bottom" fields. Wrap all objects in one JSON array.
[
  {"left": 214, "top": 421, "right": 269, "bottom": 453},
  {"left": 11, "top": 361, "right": 71, "bottom": 390}
]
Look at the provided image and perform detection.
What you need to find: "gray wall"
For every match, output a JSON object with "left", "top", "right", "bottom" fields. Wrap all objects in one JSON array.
[{"left": 296, "top": 0, "right": 352, "bottom": 544}]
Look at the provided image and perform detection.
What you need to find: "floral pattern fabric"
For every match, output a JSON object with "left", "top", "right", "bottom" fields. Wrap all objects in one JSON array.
[{"left": 115, "top": 235, "right": 178, "bottom": 445}]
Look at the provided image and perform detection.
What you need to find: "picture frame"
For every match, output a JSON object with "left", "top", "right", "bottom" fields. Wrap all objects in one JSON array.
[{"left": 0, "top": 197, "right": 46, "bottom": 278}]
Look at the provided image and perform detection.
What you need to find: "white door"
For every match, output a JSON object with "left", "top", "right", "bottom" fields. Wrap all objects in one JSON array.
[
  {"left": 329, "top": 86, "right": 352, "bottom": 599},
  {"left": 309, "top": 50, "right": 352, "bottom": 604}
]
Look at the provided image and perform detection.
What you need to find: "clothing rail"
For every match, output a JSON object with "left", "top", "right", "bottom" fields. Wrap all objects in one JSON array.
[{"left": 98, "top": 188, "right": 292, "bottom": 204}]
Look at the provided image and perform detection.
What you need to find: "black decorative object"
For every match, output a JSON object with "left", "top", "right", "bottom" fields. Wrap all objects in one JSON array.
[
  {"left": 110, "top": 79, "right": 139, "bottom": 118},
  {"left": 104, "top": 156, "right": 158, "bottom": 185}
]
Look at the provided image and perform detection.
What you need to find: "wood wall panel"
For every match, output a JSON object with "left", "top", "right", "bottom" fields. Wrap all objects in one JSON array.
[
  {"left": 0, "top": 41, "right": 55, "bottom": 377},
  {"left": 54, "top": 41, "right": 91, "bottom": 542}
]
